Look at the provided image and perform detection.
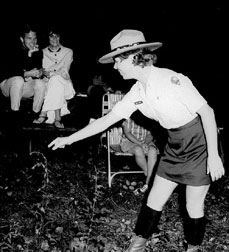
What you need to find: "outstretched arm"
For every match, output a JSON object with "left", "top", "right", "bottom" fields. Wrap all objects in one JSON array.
[
  {"left": 48, "top": 111, "right": 122, "bottom": 150},
  {"left": 197, "top": 103, "right": 225, "bottom": 181}
]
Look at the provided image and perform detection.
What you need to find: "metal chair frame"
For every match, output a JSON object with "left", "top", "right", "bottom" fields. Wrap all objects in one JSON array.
[{"left": 102, "top": 93, "right": 144, "bottom": 187}]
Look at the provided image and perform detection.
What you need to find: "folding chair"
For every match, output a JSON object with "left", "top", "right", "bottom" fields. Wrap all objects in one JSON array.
[{"left": 102, "top": 92, "right": 145, "bottom": 187}]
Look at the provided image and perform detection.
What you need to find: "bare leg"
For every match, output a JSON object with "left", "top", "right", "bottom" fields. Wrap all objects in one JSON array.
[
  {"left": 147, "top": 175, "right": 178, "bottom": 211},
  {"left": 55, "top": 109, "right": 61, "bottom": 121},
  {"left": 186, "top": 184, "right": 210, "bottom": 218},
  {"left": 54, "top": 109, "right": 64, "bottom": 128},
  {"left": 146, "top": 146, "right": 158, "bottom": 185},
  {"left": 128, "top": 145, "right": 147, "bottom": 176}
]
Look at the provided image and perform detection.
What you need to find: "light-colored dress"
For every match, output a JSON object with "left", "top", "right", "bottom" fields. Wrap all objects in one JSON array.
[{"left": 42, "top": 46, "right": 76, "bottom": 123}]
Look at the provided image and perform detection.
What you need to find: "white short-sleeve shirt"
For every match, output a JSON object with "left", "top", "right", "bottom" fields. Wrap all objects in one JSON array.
[{"left": 112, "top": 67, "right": 207, "bottom": 129}]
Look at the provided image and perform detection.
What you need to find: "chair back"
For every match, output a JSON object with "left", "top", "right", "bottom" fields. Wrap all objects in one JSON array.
[
  {"left": 102, "top": 93, "right": 149, "bottom": 152},
  {"left": 102, "top": 93, "right": 125, "bottom": 116},
  {"left": 102, "top": 93, "right": 125, "bottom": 152}
]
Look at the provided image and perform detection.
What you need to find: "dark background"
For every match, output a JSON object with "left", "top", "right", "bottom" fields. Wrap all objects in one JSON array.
[{"left": 0, "top": 2, "right": 227, "bottom": 126}]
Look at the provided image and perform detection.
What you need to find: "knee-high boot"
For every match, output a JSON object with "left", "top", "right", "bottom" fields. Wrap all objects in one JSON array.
[
  {"left": 184, "top": 216, "right": 206, "bottom": 252},
  {"left": 125, "top": 205, "right": 162, "bottom": 252}
]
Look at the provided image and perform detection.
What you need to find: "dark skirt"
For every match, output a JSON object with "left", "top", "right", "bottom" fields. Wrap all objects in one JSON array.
[{"left": 157, "top": 116, "right": 211, "bottom": 186}]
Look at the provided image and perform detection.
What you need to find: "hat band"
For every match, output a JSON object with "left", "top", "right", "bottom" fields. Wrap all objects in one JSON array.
[{"left": 112, "top": 42, "right": 145, "bottom": 52}]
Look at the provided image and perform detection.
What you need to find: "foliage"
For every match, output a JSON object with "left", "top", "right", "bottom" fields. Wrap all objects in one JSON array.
[{"left": 0, "top": 143, "right": 228, "bottom": 252}]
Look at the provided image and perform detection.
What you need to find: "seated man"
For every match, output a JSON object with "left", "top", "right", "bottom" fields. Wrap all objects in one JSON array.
[
  {"left": 120, "top": 118, "right": 159, "bottom": 190},
  {"left": 33, "top": 27, "right": 75, "bottom": 128},
  {"left": 0, "top": 24, "right": 46, "bottom": 121}
]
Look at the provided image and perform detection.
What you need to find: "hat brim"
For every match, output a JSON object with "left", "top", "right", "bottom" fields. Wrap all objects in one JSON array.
[{"left": 99, "top": 42, "right": 162, "bottom": 64}]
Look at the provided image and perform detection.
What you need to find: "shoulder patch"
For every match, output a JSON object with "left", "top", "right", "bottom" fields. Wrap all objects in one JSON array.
[{"left": 171, "top": 76, "right": 181, "bottom": 85}]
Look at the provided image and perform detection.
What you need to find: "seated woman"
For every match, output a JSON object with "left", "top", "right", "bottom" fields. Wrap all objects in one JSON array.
[
  {"left": 33, "top": 27, "right": 75, "bottom": 128},
  {"left": 120, "top": 118, "right": 159, "bottom": 190}
]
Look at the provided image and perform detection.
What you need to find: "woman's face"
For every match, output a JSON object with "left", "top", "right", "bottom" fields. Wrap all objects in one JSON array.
[
  {"left": 113, "top": 55, "right": 135, "bottom": 80},
  {"left": 49, "top": 33, "right": 60, "bottom": 47}
]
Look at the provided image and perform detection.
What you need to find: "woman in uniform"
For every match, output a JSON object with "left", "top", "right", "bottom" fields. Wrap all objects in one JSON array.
[{"left": 48, "top": 29, "right": 224, "bottom": 252}]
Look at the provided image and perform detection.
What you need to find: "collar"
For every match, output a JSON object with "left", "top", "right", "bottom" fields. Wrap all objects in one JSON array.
[{"left": 48, "top": 47, "right": 61, "bottom": 53}]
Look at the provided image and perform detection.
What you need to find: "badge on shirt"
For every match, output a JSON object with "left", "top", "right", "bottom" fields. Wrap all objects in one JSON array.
[
  {"left": 171, "top": 76, "right": 181, "bottom": 85},
  {"left": 134, "top": 101, "right": 143, "bottom": 105}
]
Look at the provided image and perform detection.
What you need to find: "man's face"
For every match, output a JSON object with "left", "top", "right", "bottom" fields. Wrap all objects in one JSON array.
[
  {"left": 22, "top": 31, "right": 37, "bottom": 50},
  {"left": 49, "top": 33, "right": 60, "bottom": 47}
]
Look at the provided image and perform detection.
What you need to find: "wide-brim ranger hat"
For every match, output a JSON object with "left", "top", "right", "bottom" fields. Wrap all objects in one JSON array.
[{"left": 99, "top": 29, "right": 162, "bottom": 64}]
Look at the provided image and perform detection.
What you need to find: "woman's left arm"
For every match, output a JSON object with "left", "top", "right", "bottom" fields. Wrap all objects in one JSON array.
[{"left": 197, "top": 103, "right": 225, "bottom": 181}]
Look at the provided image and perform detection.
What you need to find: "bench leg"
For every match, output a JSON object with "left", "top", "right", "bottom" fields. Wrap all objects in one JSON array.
[{"left": 28, "top": 139, "right": 32, "bottom": 153}]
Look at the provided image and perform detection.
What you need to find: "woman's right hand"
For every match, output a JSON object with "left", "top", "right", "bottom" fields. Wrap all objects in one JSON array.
[
  {"left": 48, "top": 137, "right": 72, "bottom": 150},
  {"left": 142, "top": 143, "right": 149, "bottom": 154}
]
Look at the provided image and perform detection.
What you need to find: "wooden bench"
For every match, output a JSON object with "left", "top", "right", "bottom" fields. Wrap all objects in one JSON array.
[
  {"left": 0, "top": 92, "right": 90, "bottom": 152},
  {"left": 22, "top": 124, "right": 80, "bottom": 153}
]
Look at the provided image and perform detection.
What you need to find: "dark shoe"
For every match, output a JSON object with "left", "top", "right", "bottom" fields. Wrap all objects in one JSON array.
[
  {"left": 33, "top": 116, "right": 47, "bottom": 124},
  {"left": 54, "top": 120, "right": 64, "bottom": 129},
  {"left": 125, "top": 235, "right": 147, "bottom": 252}
]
